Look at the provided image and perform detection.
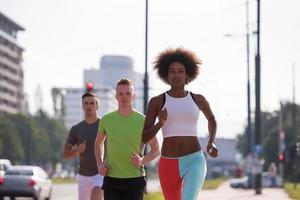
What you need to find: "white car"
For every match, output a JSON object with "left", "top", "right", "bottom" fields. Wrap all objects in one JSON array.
[
  {"left": 0, "top": 159, "right": 12, "bottom": 176},
  {"left": 0, "top": 165, "right": 52, "bottom": 200},
  {"left": 230, "top": 172, "right": 283, "bottom": 189}
]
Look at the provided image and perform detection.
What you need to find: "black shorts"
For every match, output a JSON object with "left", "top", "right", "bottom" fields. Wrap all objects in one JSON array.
[{"left": 102, "top": 176, "right": 146, "bottom": 200}]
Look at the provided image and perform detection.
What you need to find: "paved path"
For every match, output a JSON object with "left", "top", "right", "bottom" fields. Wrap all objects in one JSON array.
[
  {"left": 198, "top": 181, "right": 291, "bottom": 200},
  {"left": 147, "top": 179, "right": 291, "bottom": 200}
]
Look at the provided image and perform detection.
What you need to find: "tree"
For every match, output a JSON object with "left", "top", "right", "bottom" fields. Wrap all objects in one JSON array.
[
  {"left": 0, "top": 113, "right": 23, "bottom": 162},
  {"left": 0, "top": 111, "right": 68, "bottom": 167}
]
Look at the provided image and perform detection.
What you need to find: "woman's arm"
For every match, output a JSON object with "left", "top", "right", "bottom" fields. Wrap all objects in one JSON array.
[
  {"left": 195, "top": 94, "right": 217, "bottom": 142},
  {"left": 195, "top": 94, "right": 218, "bottom": 157},
  {"left": 132, "top": 137, "right": 160, "bottom": 167},
  {"left": 142, "top": 95, "right": 166, "bottom": 143},
  {"left": 142, "top": 137, "right": 160, "bottom": 165}
]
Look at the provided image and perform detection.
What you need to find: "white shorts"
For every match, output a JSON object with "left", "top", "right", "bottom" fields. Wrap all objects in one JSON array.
[{"left": 76, "top": 173, "right": 103, "bottom": 200}]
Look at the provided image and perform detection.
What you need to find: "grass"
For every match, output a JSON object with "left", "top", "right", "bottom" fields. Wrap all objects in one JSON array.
[
  {"left": 202, "top": 177, "right": 227, "bottom": 189},
  {"left": 51, "top": 177, "right": 76, "bottom": 184},
  {"left": 284, "top": 182, "right": 300, "bottom": 200},
  {"left": 144, "top": 177, "right": 226, "bottom": 200},
  {"left": 144, "top": 192, "right": 164, "bottom": 200}
]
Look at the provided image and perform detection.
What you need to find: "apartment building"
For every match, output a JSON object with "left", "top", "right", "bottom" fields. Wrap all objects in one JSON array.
[{"left": 0, "top": 12, "right": 25, "bottom": 113}]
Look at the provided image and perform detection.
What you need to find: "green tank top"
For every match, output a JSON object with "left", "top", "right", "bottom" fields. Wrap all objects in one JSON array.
[{"left": 99, "top": 110, "right": 145, "bottom": 178}]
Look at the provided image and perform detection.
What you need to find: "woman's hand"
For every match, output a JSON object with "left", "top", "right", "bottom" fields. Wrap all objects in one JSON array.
[{"left": 207, "top": 141, "right": 218, "bottom": 158}]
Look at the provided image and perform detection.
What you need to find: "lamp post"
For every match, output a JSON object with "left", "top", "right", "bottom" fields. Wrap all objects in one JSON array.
[
  {"left": 143, "top": 0, "right": 149, "bottom": 193},
  {"left": 245, "top": 0, "right": 252, "bottom": 156},
  {"left": 224, "top": 0, "right": 252, "bottom": 158},
  {"left": 254, "top": 0, "right": 262, "bottom": 194},
  {"left": 143, "top": 0, "right": 149, "bottom": 114}
]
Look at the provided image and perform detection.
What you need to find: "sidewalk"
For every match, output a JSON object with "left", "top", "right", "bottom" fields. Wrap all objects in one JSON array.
[{"left": 198, "top": 180, "right": 291, "bottom": 200}]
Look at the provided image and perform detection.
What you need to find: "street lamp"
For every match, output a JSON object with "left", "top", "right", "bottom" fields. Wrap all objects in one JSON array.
[
  {"left": 254, "top": 0, "right": 262, "bottom": 194},
  {"left": 143, "top": 0, "right": 149, "bottom": 193},
  {"left": 224, "top": 0, "right": 253, "bottom": 158},
  {"left": 144, "top": 0, "right": 149, "bottom": 114}
]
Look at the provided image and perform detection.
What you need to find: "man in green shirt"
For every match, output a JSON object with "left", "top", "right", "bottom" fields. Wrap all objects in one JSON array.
[{"left": 94, "top": 78, "right": 159, "bottom": 200}]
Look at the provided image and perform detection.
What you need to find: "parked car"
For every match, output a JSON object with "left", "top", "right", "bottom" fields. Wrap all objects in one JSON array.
[
  {"left": 230, "top": 172, "right": 283, "bottom": 189},
  {"left": 230, "top": 176, "right": 249, "bottom": 188},
  {"left": 0, "top": 159, "right": 12, "bottom": 176},
  {"left": 0, "top": 165, "right": 52, "bottom": 200}
]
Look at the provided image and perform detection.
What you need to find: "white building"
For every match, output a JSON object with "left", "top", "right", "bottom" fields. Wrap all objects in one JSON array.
[
  {"left": 54, "top": 55, "right": 144, "bottom": 129},
  {"left": 84, "top": 55, "right": 144, "bottom": 113},
  {"left": 62, "top": 87, "right": 116, "bottom": 129}
]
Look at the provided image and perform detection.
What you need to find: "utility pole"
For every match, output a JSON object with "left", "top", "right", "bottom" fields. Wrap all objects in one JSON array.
[
  {"left": 292, "top": 62, "right": 297, "bottom": 188},
  {"left": 254, "top": 0, "right": 262, "bottom": 194},
  {"left": 244, "top": 0, "right": 255, "bottom": 187},
  {"left": 278, "top": 102, "right": 284, "bottom": 182},
  {"left": 143, "top": 0, "right": 149, "bottom": 193},
  {"left": 143, "top": 0, "right": 149, "bottom": 114},
  {"left": 246, "top": 0, "right": 252, "bottom": 156},
  {"left": 292, "top": 63, "right": 296, "bottom": 143}
]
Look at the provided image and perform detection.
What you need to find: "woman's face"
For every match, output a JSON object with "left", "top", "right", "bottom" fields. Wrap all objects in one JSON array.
[{"left": 167, "top": 61, "right": 187, "bottom": 86}]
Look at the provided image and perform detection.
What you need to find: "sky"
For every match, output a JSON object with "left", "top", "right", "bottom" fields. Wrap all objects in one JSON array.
[{"left": 0, "top": 0, "right": 299, "bottom": 139}]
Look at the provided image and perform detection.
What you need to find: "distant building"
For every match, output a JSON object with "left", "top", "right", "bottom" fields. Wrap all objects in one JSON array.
[
  {"left": 52, "top": 55, "right": 143, "bottom": 129},
  {"left": 84, "top": 55, "right": 144, "bottom": 112},
  {"left": 199, "top": 137, "right": 237, "bottom": 178},
  {"left": 63, "top": 87, "right": 116, "bottom": 129},
  {"left": 0, "top": 12, "right": 26, "bottom": 113}
]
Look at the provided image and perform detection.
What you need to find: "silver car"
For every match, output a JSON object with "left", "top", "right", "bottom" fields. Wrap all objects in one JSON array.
[{"left": 0, "top": 165, "right": 52, "bottom": 200}]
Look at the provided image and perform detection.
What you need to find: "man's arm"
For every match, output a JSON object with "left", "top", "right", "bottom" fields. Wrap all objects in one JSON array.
[
  {"left": 64, "top": 141, "right": 86, "bottom": 159},
  {"left": 63, "top": 143, "right": 78, "bottom": 159},
  {"left": 94, "top": 132, "right": 106, "bottom": 167},
  {"left": 95, "top": 132, "right": 109, "bottom": 176}
]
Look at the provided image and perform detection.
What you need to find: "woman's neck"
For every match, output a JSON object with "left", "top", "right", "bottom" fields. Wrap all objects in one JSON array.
[{"left": 168, "top": 87, "right": 187, "bottom": 98}]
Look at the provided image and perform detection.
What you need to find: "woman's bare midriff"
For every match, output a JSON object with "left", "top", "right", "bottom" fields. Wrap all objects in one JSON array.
[{"left": 161, "top": 136, "right": 201, "bottom": 157}]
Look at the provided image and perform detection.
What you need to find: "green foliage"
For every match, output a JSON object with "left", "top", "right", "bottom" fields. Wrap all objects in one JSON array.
[
  {"left": 0, "top": 113, "right": 23, "bottom": 161},
  {"left": 0, "top": 111, "right": 68, "bottom": 166}
]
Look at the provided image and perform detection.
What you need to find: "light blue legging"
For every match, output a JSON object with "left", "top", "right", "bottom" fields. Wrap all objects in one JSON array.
[{"left": 180, "top": 151, "right": 207, "bottom": 200}]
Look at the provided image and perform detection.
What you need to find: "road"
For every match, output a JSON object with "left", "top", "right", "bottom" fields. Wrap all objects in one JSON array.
[
  {"left": 2, "top": 179, "right": 291, "bottom": 200},
  {"left": 52, "top": 184, "right": 77, "bottom": 200},
  {"left": 2, "top": 184, "right": 77, "bottom": 200},
  {"left": 2, "top": 179, "right": 160, "bottom": 200}
]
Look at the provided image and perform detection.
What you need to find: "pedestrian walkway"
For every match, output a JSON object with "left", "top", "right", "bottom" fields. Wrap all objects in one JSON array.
[{"left": 199, "top": 180, "right": 291, "bottom": 200}]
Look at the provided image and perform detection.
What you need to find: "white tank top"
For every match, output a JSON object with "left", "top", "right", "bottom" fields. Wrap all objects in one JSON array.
[{"left": 161, "top": 92, "right": 200, "bottom": 138}]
